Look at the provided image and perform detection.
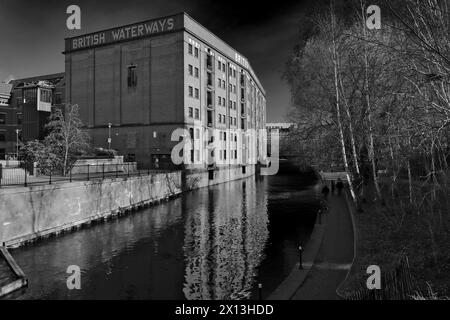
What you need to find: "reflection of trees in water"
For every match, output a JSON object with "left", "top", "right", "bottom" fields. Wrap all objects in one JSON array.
[{"left": 183, "top": 179, "right": 269, "bottom": 300}]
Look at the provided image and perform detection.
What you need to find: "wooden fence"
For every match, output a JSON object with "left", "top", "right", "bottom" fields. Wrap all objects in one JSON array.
[{"left": 345, "top": 256, "right": 416, "bottom": 300}]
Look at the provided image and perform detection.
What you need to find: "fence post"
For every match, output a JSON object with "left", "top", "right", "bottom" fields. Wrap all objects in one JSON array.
[
  {"left": 49, "top": 168, "right": 52, "bottom": 185},
  {"left": 0, "top": 163, "right": 2, "bottom": 188},
  {"left": 127, "top": 162, "right": 130, "bottom": 177},
  {"left": 87, "top": 164, "right": 90, "bottom": 181},
  {"left": 102, "top": 163, "right": 105, "bottom": 180},
  {"left": 70, "top": 167, "right": 72, "bottom": 182},
  {"left": 24, "top": 167, "right": 27, "bottom": 187}
]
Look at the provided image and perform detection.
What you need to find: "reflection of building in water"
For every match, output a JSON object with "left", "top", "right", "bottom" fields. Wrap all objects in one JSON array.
[{"left": 183, "top": 179, "right": 268, "bottom": 299}]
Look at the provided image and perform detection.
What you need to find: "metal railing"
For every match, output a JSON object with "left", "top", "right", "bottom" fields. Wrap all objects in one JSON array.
[{"left": 0, "top": 162, "right": 172, "bottom": 188}]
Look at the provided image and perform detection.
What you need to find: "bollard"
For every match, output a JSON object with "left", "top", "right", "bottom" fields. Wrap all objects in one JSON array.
[
  {"left": 299, "top": 246, "right": 303, "bottom": 269},
  {"left": 318, "top": 209, "right": 321, "bottom": 224},
  {"left": 258, "top": 283, "right": 262, "bottom": 300}
]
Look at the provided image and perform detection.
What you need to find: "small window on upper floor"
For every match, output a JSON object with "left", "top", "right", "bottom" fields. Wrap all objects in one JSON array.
[
  {"left": 0, "top": 113, "right": 6, "bottom": 125},
  {"left": 194, "top": 47, "right": 199, "bottom": 58},
  {"left": 54, "top": 92, "right": 62, "bottom": 105},
  {"left": 127, "top": 65, "right": 137, "bottom": 88},
  {"left": 188, "top": 44, "right": 193, "bottom": 55}
]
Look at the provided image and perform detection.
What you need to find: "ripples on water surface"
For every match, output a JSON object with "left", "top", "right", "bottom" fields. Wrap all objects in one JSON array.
[{"left": 8, "top": 173, "right": 320, "bottom": 300}]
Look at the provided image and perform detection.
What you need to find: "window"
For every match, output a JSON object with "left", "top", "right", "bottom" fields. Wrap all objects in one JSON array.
[
  {"left": 224, "top": 132, "right": 226, "bottom": 141},
  {"left": 235, "top": 150, "right": 237, "bottom": 158},
  {"left": 233, "top": 85, "right": 236, "bottom": 93},
  {"left": 222, "top": 62, "right": 225, "bottom": 70},
  {"left": 40, "top": 89, "right": 52, "bottom": 103},
  {"left": 189, "top": 128, "right": 194, "bottom": 140},
  {"left": 233, "top": 69, "right": 236, "bottom": 78},
  {"left": 217, "top": 78, "right": 221, "bottom": 88},
  {"left": 54, "top": 92, "right": 62, "bottom": 104},
  {"left": 218, "top": 61, "right": 221, "bottom": 70},
  {"left": 195, "top": 67, "right": 199, "bottom": 78},
  {"left": 207, "top": 110, "right": 213, "bottom": 126},
  {"left": 188, "top": 44, "right": 193, "bottom": 54},
  {"left": 229, "top": 84, "right": 232, "bottom": 92},
  {"left": 188, "top": 86, "right": 193, "bottom": 97},
  {"left": 196, "top": 150, "right": 200, "bottom": 161},
  {"left": 218, "top": 96, "right": 221, "bottom": 106},
  {"left": 218, "top": 114, "right": 221, "bottom": 123},
  {"left": 224, "top": 150, "right": 227, "bottom": 160},
  {"left": 17, "top": 113, "right": 22, "bottom": 125},
  {"left": 0, "top": 113, "right": 5, "bottom": 125},
  {"left": 195, "top": 88, "right": 199, "bottom": 99},
  {"left": 188, "top": 107, "right": 193, "bottom": 117},
  {"left": 229, "top": 101, "right": 232, "bottom": 109},
  {"left": 222, "top": 80, "right": 225, "bottom": 88},
  {"left": 229, "top": 67, "right": 232, "bottom": 74},
  {"left": 188, "top": 64, "right": 193, "bottom": 76},
  {"left": 0, "top": 132, "right": 5, "bottom": 142},
  {"left": 233, "top": 102, "right": 236, "bottom": 109},
  {"left": 194, "top": 47, "right": 199, "bottom": 57},
  {"left": 195, "top": 108, "right": 199, "bottom": 119},
  {"left": 127, "top": 65, "right": 137, "bottom": 88},
  {"left": 222, "top": 97, "right": 225, "bottom": 106}
]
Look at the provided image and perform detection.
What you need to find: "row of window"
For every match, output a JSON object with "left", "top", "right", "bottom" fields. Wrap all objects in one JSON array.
[
  {"left": 188, "top": 44, "right": 199, "bottom": 58},
  {"left": 188, "top": 86, "right": 200, "bottom": 99},
  {"left": 188, "top": 65, "right": 199, "bottom": 78},
  {"left": 217, "top": 78, "right": 226, "bottom": 89},
  {"left": 218, "top": 115, "right": 238, "bottom": 126},
  {"left": 188, "top": 107, "right": 200, "bottom": 120},
  {"left": 217, "top": 96, "right": 237, "bottom": 110},
  {"left": 217, "top": 61, "right": 237, "bottom": 78}
]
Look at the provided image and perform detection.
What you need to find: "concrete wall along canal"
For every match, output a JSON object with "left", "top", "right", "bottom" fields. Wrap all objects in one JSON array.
[{"left": 0, "top": 171, "right": 182, "bottom": 247}]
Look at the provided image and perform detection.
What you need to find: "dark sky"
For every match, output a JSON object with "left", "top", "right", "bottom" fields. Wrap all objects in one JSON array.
[{"left": 0, "top": 0, "right": 313, "bottom": 122}]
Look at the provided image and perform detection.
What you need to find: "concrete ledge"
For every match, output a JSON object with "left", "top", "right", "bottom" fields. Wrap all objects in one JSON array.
[
  {"left": 0, "top": 247, "right": 28, "bottom": 297},
  {"left": 267, "top": 211, "right": 327, "bottom": 300}
]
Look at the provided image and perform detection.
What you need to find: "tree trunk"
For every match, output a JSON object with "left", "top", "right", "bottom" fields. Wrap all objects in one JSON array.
[
  {"left": 330, "top": 1, "right": 357, "bottom": 202},
  {"left": 360, "top": 0, "right": 382, "bottom": 200}
]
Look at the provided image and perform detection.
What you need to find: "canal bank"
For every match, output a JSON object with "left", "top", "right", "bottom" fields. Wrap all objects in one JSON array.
[{"left": 0, "top": 165, "right": 256, "bottom": 248}]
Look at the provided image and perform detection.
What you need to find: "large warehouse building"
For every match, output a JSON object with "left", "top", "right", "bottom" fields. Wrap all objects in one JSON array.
[{"left": 64, "top": 12, "right": 267, "bottom": 173}]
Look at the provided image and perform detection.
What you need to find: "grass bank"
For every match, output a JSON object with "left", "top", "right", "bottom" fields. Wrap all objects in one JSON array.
[{"left": 339, "top": 180, "right": 450, "bottom": 299}]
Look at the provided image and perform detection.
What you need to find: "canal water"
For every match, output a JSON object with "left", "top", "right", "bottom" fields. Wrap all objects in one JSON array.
[{"left": 8, "top": 173, "right": 321, "bottom": 300}]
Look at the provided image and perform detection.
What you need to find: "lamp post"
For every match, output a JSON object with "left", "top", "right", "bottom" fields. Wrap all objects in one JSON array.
[
  {"left": 15, "top": 129, "right": 20, "bottom": 160},
  {"left": 107, "top": 123, "right": 112, "bottom": 150}
]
